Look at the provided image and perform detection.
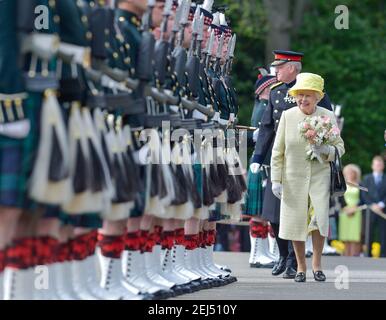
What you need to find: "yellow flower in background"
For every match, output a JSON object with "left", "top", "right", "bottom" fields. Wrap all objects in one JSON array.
[
  {"left": 371, "top": 242, "right": 381, "bottom": 258},
  {"left": 331, "top": 240, "right": 345, "bottom": 255}
]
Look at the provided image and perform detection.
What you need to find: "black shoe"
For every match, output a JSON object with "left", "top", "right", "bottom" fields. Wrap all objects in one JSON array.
[
  {"left": 141, "top": 293, "right": 155, "bottom": 300},
  {"left": 272, "top": 257, "right": 286, "bottom": 276},
  {"left": 217, "top": 278, "right": 229, "bottom": 286},
  {"left": 282, "top": 266, "right": 297, "bottom": 279},
  {"left": 294, "top": 272, "right": 306, "bottom": 282},
  {"left": 172, "top": 285, "right": 186, "bottom": 296},
  {"left": 206, "top": 279, "right": 216, "bottom": 288},
  {"left": 313, "top": 270, "right": 326, "bottom": 282},
  {"left": 153, "top": 289, "right": 174, "bottom": 299},
  {"left": 200, "top": 279, "right": 212, "bottom": 289},
  {"left": 227, "top": 275, "right": 237, "bottom": 283},
  {"left": 211, "top": 278, "right": 223, "bottom": 287},
  {"left": 179, "top": 284, "right": 193, "bottom": 294}
]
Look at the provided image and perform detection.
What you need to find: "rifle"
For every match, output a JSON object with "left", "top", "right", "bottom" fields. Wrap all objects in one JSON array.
[
  {"left": 136, "top": 0, "right": 170, "bottom": 106},
  {"left": 154, "top": 0, "right": 180, "bottom": 106},
  {"left": 223, "top": 34, "right": 236, "bottom": 77},
  {"left": 172, "top": 0, "right": 190, "bottom": 89},
  {"left": 154, "top": 0, "right": 172, "bottom": 86},
  {"left": 213, "top": 33, "right": 224, "bottom": 75},
  {"left": 204, "top": 29, "right": 215, "bottom": 70},
  {"left": 179, "top": 3, "right": 214, "bottom": 116},
  {"left": 185, "top": 6, "right": 201, "bottom": 100},
  {"left": 222, "top": 34, "right": 239, "bottom": 120}
]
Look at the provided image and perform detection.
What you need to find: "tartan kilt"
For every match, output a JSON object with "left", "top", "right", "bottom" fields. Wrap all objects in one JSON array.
[
  {"left": 129, "top": 191, "right": 146, "bottom": 218},
  {"left": 208, "top": 203, "right": 222, "bottom": 222},
  {"left": 193, "top": 163, "right": 203, "bottom": 199},
  {"left": 61, "top": 211, "right": 102, "bottom": 229},
  {"left": 243, "top": 167, "right": 264, "bottom": 217},
  {"left": 0, "top": 135, "right": 27, "bottom": 208},
  {"left": 0, "top": 92, "right": 43, "bottom": 209},
  {"left": 42, "top": 204, "right": 101, "bottom": 228}
]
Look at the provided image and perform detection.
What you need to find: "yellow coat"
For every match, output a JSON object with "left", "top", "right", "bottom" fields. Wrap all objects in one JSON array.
[{"left": 271, "top": 106, "right": 345, "bottom": 241}]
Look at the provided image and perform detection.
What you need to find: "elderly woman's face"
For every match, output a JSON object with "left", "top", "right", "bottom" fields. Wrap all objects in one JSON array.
[{"left": 295, "top": 90, "right": 319, "bottom": 115}]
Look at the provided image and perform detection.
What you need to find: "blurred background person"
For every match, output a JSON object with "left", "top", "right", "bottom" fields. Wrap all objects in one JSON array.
[
  {"left": 361, "top": 156, "right": 386, "bottom": 257},
  {"left": 339, "top": 164, "right": 363, "bottom": 256}
]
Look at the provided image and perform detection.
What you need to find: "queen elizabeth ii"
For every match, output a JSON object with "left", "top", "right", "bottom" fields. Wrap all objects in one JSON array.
[{"left": 270, "top": 73, "right": 345, "bottom": 282}]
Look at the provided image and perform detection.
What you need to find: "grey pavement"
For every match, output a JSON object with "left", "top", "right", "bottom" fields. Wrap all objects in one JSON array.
[{"left": 173, "top": 252, "right": 386, "bottom": 300}]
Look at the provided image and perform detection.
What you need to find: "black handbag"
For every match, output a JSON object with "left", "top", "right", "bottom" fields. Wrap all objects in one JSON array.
[{"left": 330, "top": 145, "right": 347, "bottom": 197}]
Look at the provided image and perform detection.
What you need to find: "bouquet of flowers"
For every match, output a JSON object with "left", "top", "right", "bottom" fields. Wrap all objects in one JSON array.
[{"left": 298, "top": 115, "right": 340, "bottom": 163}]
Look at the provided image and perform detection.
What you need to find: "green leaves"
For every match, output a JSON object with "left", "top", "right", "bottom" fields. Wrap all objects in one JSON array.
[{"left": 293, "top": 0, "right": 386, "bottom": 171}]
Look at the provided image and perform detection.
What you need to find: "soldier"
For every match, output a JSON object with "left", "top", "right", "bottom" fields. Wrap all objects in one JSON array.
[
  {"left": 1, "top": 0, "right": 69, "bottom": 300},
  {"left": 250, "top": 50, "right": 332, "bottom": 279},
  {"left": 244, "top": 72, "right": 279, "bottom": 269},
  {"left": 0, "top": 0, "right": 32, "bottom": 300}
]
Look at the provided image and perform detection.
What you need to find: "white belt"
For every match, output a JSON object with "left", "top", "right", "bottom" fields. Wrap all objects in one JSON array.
[
  {"left": 21, "top": 33, "right": 60, "bottom": 60},
  {"left": 58, "top": 42, "right": 91, "bottom": 67}
]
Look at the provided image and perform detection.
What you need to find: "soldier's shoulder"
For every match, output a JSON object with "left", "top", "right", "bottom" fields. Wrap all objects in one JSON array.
[{"left": 270, "top": 82, "right": 285, "bottom": 90}]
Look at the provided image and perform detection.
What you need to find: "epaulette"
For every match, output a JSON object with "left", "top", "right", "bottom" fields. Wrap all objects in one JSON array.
[{"left": 270, "top": 81, "right": 283, "bottom": 90}]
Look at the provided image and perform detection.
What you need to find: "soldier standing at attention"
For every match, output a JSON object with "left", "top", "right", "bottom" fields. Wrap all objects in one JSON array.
[{"left": 245, "top": 73, "right": 279, "bottom": 269}]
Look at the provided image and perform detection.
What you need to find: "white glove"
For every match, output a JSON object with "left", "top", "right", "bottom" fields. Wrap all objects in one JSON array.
[
  {"left": 250, "top": 163, "right": 261, "bottom": 174},
  {"left": 252, "top": 129, "right": 259, "bottom": 142},
  {"left": 311, "top": 144, "right": 331, "bottom": 156},
  {"left": 272, "top": 182, "right": 282, "bottom": 199}
]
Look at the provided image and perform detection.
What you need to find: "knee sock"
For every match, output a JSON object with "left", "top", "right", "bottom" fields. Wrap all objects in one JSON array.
[{"left": 97, "top": 234, "right": 124, "bottom": 259}]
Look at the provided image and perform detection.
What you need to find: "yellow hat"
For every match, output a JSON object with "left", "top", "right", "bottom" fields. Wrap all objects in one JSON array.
[{"left": 288, "top": 72, "right": 325, "bottom": 99}]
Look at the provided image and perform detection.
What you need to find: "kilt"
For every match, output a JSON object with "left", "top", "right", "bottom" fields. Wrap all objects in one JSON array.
[
  {"left": 208, "top": 203, "right": 222, "bottom": 222},
  {"left": 261, "top": 169, "right": 281, "bottom": 224},
  {"left": 0, "top": 135, "right": 26, "bottom": 208},
  {"left": 37, "top": 203, "right": 101, "bottom": 228},
  {"left": 61, "top": 211, "right": 103, "bottom": 229},
  {"left": 129, "top": 190, "right": 146, "bottom": 218},
  {"left": 128, "top": 160, "right": 148, "bottom": 218},
  {"left": 0, "top": 91, "right": 43, "bottom": 209},
  {"left": 243, "top": 167, "right": 264, "bottom": 217},
  {"left": 193, "top": 163, "right": 203, "bottom": 200}
]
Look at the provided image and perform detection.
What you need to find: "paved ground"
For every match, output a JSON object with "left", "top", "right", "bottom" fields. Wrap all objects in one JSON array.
[{"left": 173, "top": 252, "right": 386, "bottom": 300}]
